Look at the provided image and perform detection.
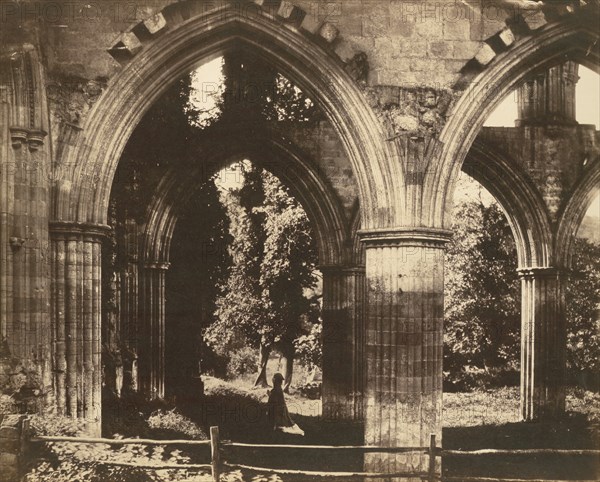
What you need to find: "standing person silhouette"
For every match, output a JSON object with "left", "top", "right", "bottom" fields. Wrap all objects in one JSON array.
[{"left": 267, "top": 373, "right": 304, "bottom": 435}]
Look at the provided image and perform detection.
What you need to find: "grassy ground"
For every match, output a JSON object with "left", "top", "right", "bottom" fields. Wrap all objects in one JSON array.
[
  {"left": 442, "top": 387, "right": 599, "bottom": 480},
  {"left": 98, "top": 377, "right": 600, "bottom": 481},
  {"left": 174, "top": 380, "right": 599, "bottom": 481}
]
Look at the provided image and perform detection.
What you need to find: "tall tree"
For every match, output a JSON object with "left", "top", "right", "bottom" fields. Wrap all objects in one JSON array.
[
  {"left": 445, "top": 194, "right": 600, "bottom": 390},
  {"left": 444, "top": 200, "right": 520, "bottom": 388},
  {"left": 207, "top": 164, "right": 318, "bottom": 390},
  {"left": 566, "top": 237, "right": 600, "bottom": 386}
]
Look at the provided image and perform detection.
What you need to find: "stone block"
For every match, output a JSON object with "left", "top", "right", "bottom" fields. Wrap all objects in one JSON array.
[
  {"left": 334, "top": 41, "right": 356, "bottom": 63},
  {"left": 277, "top": 1, "right": 295, "bottom": 19},
  {"left": 319, "top": 22, "right": 339, "bottom": 43},
  {"left": 428, "top": 40, "right": 452, "bottom": 59},
  {"left": 300, "top": 13, "right": 321, "bottom": 35},
  {"left": 110, "top": 32, "right": 143, "bottom": 57},
  {"left": 453, "top": 41, "right": 482, "bottom": 60},
  {"left": 443, "top": 18, "right": 471, "bottom": 41},
  {"left": 498, "top": 28, "right": 516, "bottom": 47},
  {"left": 143, "top": 13, "right": 167, "bottom": 36},
  {"left": 521, "top": 9, "right": 547, "bottom": 31},
  {"left": 415, "top": 19, "right": 444, "bottom": 39},
  {"left": 474, "top": 43, "right": 496, "bottom": 66}
]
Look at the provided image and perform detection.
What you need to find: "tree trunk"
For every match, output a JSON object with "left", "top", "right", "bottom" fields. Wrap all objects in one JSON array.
[
  {"left": 253, "top": 342, "right": 271, "bottom": 388},
  {"left": 280, "top": 342, "right": 295, "bottom": 393}
]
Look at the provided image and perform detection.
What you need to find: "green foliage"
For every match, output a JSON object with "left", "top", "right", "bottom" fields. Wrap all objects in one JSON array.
[
  {"left": 266, "top": 74, "right": 320, "bottom": 123},
  {"left": 30, "top": 414, "right": 87, "bottom": 437},
  {"left": 446, "top": 191, "right": 600, "bottom": 391},
  {"left": 294, "top": 323, "right": 323, "bottom": 372},
  {"left": 146, "top": 409, "right": 207, "bottom": 440},
  {"left": 208, "top": 164, "right": 318, "bottom": 355},
  {"left": 26, "top": 411, "right": 207, "bottom": 482},
  {"left": 566, "top": 238, "right": 600, "bottom": 376},
  {"left": 218, "top": 51, "right": 319, "bottom": 125},
  {"left": 444, "top": 200, "right": 520, "bottom": 390},
  {"left": 226, "top": 347, "right": 259, "bottom": 379}
]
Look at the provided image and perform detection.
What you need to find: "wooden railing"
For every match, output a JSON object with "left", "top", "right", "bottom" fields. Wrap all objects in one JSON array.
[{"left": 29, "top": 427, "right": 600, "bottom": 481}]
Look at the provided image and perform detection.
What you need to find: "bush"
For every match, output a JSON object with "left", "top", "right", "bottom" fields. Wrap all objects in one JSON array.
[
  {"left": 25, "top": 412, "right": 208, "bottom": 482},
  {"left": 296, "top": 381, "right": 321, "bottom": 400},
  {"left": 226, "top": 346, "right": 258, "bottom": 379},
  {"left": 147, "top": 409, "right": 207, "bottom": 440},
  {"left": 294, "top": 323, "right": 322, "bottom": 372},
  {"left": 30, "top": 414, "right": 88, "bottom": 437}
]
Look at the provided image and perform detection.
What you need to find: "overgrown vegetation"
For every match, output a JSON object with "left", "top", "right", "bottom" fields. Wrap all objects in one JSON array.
[
  {"left": 445, "top": 180, "right": 600, "bottom": 391},
  {"left": 206, "top": 164, "right": 320, "bottom": 389}
]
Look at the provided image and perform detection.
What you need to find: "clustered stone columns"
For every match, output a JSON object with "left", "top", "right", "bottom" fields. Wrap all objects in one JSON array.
[
  {"left": 359, "top": 228, "right": 450, "bottom": 476},
  {"left": 49, "top": 222, "right": 109, "bottom": 435},
  {"left": 138, "top": 261, "right": 170, "bottom": 400},
  {"left": 321, "top": 266, "right": 365, "bottom": 422},
  {"left": 519, "top": 267, "right": 567, "bottom": 421}
]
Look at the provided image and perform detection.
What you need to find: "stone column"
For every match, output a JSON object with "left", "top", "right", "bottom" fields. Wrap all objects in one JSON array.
[
  {"left": 138, "top": 262, "right": 169, "bottom": 400},
  {"left": 517, "top": 61, "right": 579, "bottom": 126},
  {"left": 50, "top": 222, "right": 109, "bottom": 435},
  {"left": 121, "top": 219, "right": 140, "bottom": 392},
  {"left": 360, "top": 228, "right": 449, "bottom": 477},
  {"left": 519, "top": 267, "right": 567, "bottom": 421},
  {"left": 321, "top": 266, "right": 365, "bottom": 422}
]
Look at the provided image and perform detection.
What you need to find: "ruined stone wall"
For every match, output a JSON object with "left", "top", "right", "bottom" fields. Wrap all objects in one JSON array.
[
  {"left": 2, "top": 0, "right": 515, "bottom": 86},
  {"left": 284, "top": 120, "right": 358, "bottom": 220},
  {"left": 2, "top": 0, "right": 523, "bottom": 167},
  {"left": 479, "top": 125, "right": 600, "bottom": 220}
]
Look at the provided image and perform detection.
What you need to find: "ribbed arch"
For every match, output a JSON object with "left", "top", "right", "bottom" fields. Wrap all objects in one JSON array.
[
  {"left": 462, "top": 139, "right": 553, "bottom": 268},
  {"left": 432, "top": 15, "right": 599, "bottom": 230},
  {"left": 53, "top": 5, "right": 394, "bottom": 230},
  {"left": 140, "top": 131, "right": 350, "bottom": 267},
  {"left": 556, "top": 158, "right": 600, "bottom": 269}
]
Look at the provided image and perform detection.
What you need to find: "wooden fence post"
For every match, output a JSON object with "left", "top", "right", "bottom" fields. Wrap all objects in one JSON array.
[
  {"left": 210, "top": 426, "right": 220, "bottom": 482},
  {"left": 20, "top": 417, "right": 31, "bottom": 461},
  {"left": 428, "top": 433, "right": 436, "bottom": 481}
]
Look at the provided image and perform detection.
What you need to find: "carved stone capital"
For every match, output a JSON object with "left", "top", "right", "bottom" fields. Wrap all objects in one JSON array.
[
  {"left": 358, "top": 227, "right": 452, "bottom": 249},
  {"left": 9, "top": 126, "right": 47, "bottom": 151},
  {"left": 49, "top": 221, "right": 111, "bottom": 242},
  {"left": 517, "top": 266, "right": 568, "bottom": 280}
]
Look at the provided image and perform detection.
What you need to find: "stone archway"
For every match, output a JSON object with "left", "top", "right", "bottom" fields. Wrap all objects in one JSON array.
[
  {"left": 127, "top": 132, "right": 356, "bottom": 402},
  {"left": 47, "top": 2, "right": 393, "bottom": 433},
  {"left": 52, "top": 3, "right": 394, "bottom": 229},
  {"left": 434, "top": 16, "right": 599, "bottom": 230},
  {"left": 556, "top": 157, "right": 600, "bottom": 269},
  {"left": 463, "top": 138, "right": 553, "bottom": 269},
  {"left": 462, "top": 139, "right": 558, "bottom": 420},
  {"left": 141, "top": 132, "right": 351, "bottom": 269},
  {"left": 432, "top": 10, "right": 600, "bottom": 421}
]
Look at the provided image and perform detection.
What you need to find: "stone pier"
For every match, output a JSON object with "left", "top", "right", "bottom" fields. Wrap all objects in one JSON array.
[
  {"left": 321, "top": 266, "right": 366, "bottom": 422},
  {"left": 360, "top": 229, "right": 449, "bottom": 476},
  {"left": 49, "top": 222, "right": 107, "bottom": 435},
  {"left": 519, "top": 267, "right": 567, "bottom": 421},
  {"left": 138, "top": 262, "right": 170, "bottom": 400}
]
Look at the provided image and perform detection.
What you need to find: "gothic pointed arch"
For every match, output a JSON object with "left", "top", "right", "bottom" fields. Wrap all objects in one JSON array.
[
  {"left": 52, "top": 2, "right": 394, "bottom": 231},
  {"left": 430, "top": 8, "right": 599, "bottom": 229},
  {"left": 462, "top": 138, "right": 553, "bottom": 268},
  {"left": 556, "top": 158, "right": 600, "bottom": 269},
  {"left": 140, "top": 130, "right": 350, "bottom": 267}
]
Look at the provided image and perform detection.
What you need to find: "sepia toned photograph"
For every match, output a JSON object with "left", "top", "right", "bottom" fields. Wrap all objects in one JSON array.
[{"left": 0, "top": 1, "right": 599, "bottom": 481}]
